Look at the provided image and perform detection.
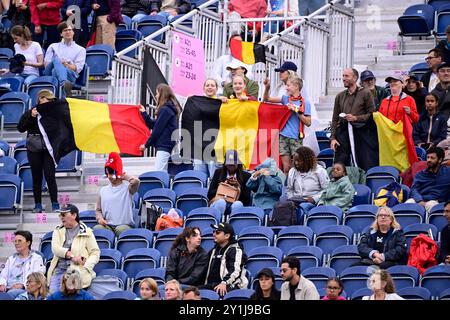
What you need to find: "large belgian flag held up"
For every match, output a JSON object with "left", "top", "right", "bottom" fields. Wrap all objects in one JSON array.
[
  {"left": 37, "top": 98, "right": 150, "bottom": 163},
  {"left": 181, "top": 96, "right": 292, "bottom": 169},
  {"left": 229, "top": 38, "right": 266, "bottom": 65}
]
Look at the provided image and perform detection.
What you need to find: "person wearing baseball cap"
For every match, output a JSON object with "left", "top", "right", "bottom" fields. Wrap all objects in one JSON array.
[
  {"left": 47, "top": 203, "right": 100, "bottom": 294},
  {"left": 203, "top": 222, "right": 248, "bottom": 296},
  {"left": 359, "top": 69, "right": 389, "bottom": 111},
  {"left": 222, "top": 60, "right": 259, "bottom": 99},
  {"left": 431, "top": 62, "right": 450, "bottom": 118},
  {"left": 250, "top": 267, "right": 281, "bottom": 300},
  {"left": 93, "top": 152, "right": 140, "bottom": 237}
]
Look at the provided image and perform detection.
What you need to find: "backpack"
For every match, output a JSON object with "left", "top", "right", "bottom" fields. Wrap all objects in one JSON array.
[
  {"left": 145, "top": 203, "right": 163, "bottom": 231},
  {"left": 269, "top": 200, "right": 297, "bottom": 226},
  {"left": 373, "top": 181, "right": 403, "bottom": 207},
  {"left": 407, "top": 233, "right": 438, "bottom": 275}
]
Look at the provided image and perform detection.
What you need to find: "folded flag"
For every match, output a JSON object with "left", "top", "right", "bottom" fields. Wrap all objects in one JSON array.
[
  {"left": 229, "top": 38, "right": 266, "bottom": 65},
  {"left": 37, "top": 98, "right": 150, "bottom": 163},
  {"left": 373, "top": 111, "right": 418, "bottom": 172},
  {"left": 181, "top": 96, "right": 292, "bottom": 169}
]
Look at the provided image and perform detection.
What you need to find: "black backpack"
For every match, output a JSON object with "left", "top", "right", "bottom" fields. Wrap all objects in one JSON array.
[
  {"left": 145, "top": 203, "right": 163, "bottom": 230},
  {"left": 269, "top": 200, "right": 297, "bottom": 226}
]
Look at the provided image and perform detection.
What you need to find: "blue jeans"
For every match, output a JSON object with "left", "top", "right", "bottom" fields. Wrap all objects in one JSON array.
[
  {"left": 20, "top": 74, "right": 38, "bottom": 87},
  {"left": 131, "top": 12, "right": 148, "bottom": 24},
  {"left": 49, "top": 268, "right": 65, "bottom": 294},
  {"left": 157, "top": 11, "right": 176, "bottom": 24},
  {"left": 296, "top": 202, "right": 315, "bottom": 224},
  {"left": 44, "top": 58, "right": 78, "bottom": 94},
  {"left": 211, "top": 198, "right": 243, "bottom": 216},
  {"left": 193, "top": 159, "right": 219, "bottom": 178}
]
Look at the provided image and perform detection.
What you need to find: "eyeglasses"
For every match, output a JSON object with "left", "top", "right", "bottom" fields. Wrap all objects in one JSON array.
[
  {"left": 327, "top": 286, "right": 340, "bottom": 290},
  {"left": 280, "top": 268, "right": 290, "bottom": 273},
  {"left": 378, "top": 214, "right": 391, "bottom": 218}
]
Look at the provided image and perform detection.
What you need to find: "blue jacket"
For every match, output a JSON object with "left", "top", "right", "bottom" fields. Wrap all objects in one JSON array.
[
  {"left": 141, "top": 102, "right": 178, "bottom": 153},
  {"left": 46, "top": 290, "right": 95, "bottom": 300},
  {"left": 411, "top": 165, "right": 450, "bottom": 202},
  {"left": 413, "top": 112, "right": 448, "bottom": 146}
]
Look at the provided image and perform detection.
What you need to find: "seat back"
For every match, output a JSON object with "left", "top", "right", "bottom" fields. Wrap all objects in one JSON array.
[
  {"left": 301, "top": 267, "right": 336, "bottom": 290},
  {"left": 317, "top": 148, "right": 334, "bottom": 168},
  {"left": 329, "top": 245, "right": 361, "bottom": 275},
  {"left": 305, "top": 205, "right": 342, "bottom": 234},
  {"left": 352, "top": 184, "right": 372, "bottom": 206},
  {"left": 286, "top": 245, "right": 323, "bottom": 270},
  {"left": 274, "top": 226, "right": 314, "bottom": 254},
  {"left": 86, "top": 44, "right": 114, "bottom": 77},
  {"left": 228, "top": 207, "right": 265, "bottom": 235},
  {"left": 136, "top": 16, "right": 167, "bottom": 40}
]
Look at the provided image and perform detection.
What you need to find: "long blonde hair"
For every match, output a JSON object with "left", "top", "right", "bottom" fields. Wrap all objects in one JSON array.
[
  {"left": 27, "top": 272, "right": 48, "bottom": 299},
  {"left": 370, "top": 206, "right": 401, "bottom": 231}
]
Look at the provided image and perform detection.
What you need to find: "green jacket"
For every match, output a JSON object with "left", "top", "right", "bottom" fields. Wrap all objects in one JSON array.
[
  {"left": 326, "top": 166, "right": 366, "bottom": 185},
  {"left": 223, "top": 76, "right": 259, "bottom": 99},
  {"left": 317, "top": 175, "right": 355, "bottom": 211},
  {"left": 372, "top": 85, "right": 389, "bottom": 111}
]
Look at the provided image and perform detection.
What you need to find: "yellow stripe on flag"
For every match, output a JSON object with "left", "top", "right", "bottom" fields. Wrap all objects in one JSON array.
[
  {"left": 215, "top": 100, "right": 259, "bottom": 168},
  {"left": 373, "top": 112, "right": 410, "bottom": 172},
  {"left": 67, "top": 98, "right": 120, "bottom": 154},
  {"left": 241, "top": 41, "right": 255, "bottom": 64}
]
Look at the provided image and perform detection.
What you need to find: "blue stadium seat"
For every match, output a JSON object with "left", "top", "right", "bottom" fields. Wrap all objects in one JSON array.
[
  {"left": 199, "top": 289, "right": 220, "bottom": 300},
  {"left": 304, "top": 205, "right": 343, "bottom": 234},
  {"left": 343, "top": 204, "right": 377, "bottom": 234},
  {"left": 350, "top": 287, "right": 372, "bottom": 300},
  {"left": 167, "top": 157, "right": 194, "bottom": 178},
  {"left": 39, "top": 231, "right": 53, "bottom": 261},
  {"left": 415, "top": 146, "right": 427, "bottom": 161},
  {"left": 436, "top": 4, "right": 450, "bottom": 37},
  {"left": 318, "top": 287, "right": 347, "bottom": 299},
  {"left": 374, "top": 183, "right": 410, "bottom": 204},
  {"left": 420, "top": 265, "right": 450, "bottom": 298},
  {"left": 397, "top": 4, "right": 435, "bottom": 37},
  {"left": 171, "top": 14, "right": 193, "bottom": 29},
  {"left": 352, "top": 184, "right": 372, "bottom": 206},
  {"left": 387, "top": 265, "right": 420, "bottom": 290},
  {"left": 171, "top": 170, "right": 208, "bottom": 195},
  {"left": 251, "top": 267, "right": 283, "bottom": 290},
  {"left": 116, "top": 228, "right": 154, "bottom": 257},
  {"left": 183, "top": 207, "right": 221, "bottom": 230},
  {"left": 138, "top": 171, "right": 171, "bottom": 197},
  {"left": 238, "top": 226, "right": 274, "bottom": 251},
  {"left": 12, "top": 139, "right": 27, "bottom": 164},
  {"left": 26, "top": 76, "right": 59, "bottom": 107},
  {"left": 392, "top": 203, "right": 426, "bottom": 227},
  {"left": 427, "top": 203, "right": 447, "bottom": 232},
  {"left": 200, "top": 227, "right": 215, "bottom": 252},
  {"left": 314, "top": 225, "right": 353, "bottom": 256},
  {"left": 403, "top": 223, "right": 438, "bottom": 249},
  {"left": 397, "top": 286, "right": 431, "bottom": 300},
  {"left": 0, "top": 174, "right": 22, "bottom": 213},
  {"left": 0, "top": 140, "right": 10, "bottom": 156},
  {"left": 329, "top": 245, "right": 361, "bottom": 275},
  {"left": 228, "top": 206, "right": 265, "bottom": 235},
  {"left": 131, "top": 267, "right": 166, "bottom": 295},
  {"left": 18, "top": 159, "right": 46, "bottom": 193},
  {"left": 0, "top": 89, "right": 27, "bottom": 127},
  {"left": 175, "top": 187, "right": 208, "bottom": 214},
  {"left": 79, "top": 210, "right": 97, "bottom": 229},
  {"left": 121, "top": 248, "right": 161, "bottom": 280},
  {"left": 0, "top": 48, "right": 13, "bottom": 69},
  {"left": 409, "top": 62, "right": 429, "bottom": 81},
  {"left": 136, "top": 15, "right": 167, "bottom": 41},
  {"left": 0, "top": 156, "right": 17, "bottom": 174},
  {"left": 301, "top": 267, "right": 336, "bottom": 290},
  {"left": 103, "top": 290, "right": 137, "bottom": 300},
  {"left": 143, "top": 188, "right": 176, "bottom": 211},
  {"left": 365, "top": 166, "right": 399, "bottom": 195},
  {"left": 339, "top": 266, "right": 372, "bottom": 296},
  {"left": 317, "top": 148, "right": 334, "bottom": 168},
  {"left": 223, "top": 289, "right": 254, "bottom": 300},
  {"left": 56, "top": 150, "right": 81, "bottom": 173},
  {"left": 315, "top": 131, "right": 331, "bottom": 151},
  {"left": 246, "top": 246, "right": 283, "bottom": 277},
  {"left": 93, "top": 229, "right": 116, "bottom": 249},
  {"left": 86, "top": 44, "right": 114, "bottom": 77},
  {"left": 439, "top": 287, "right": 450, "bottom": 300},
  {"left": 274, "top": 226, "right": 314, "bottom": 254},
  {"left": 117, "top": 14, "right": 132, "bottom": 31},
  {"left": 71, "top": 64, "right": 89, "bottom": 99},
  {"left": 96, "top": 269, "right": 128, "bottom": 290},
  {"left": 0, "top": 292, "right": 13, "bottom": 300},
  {"left": 0, "top": 77, "right": 24, "bottom": 93},
  {"left": 94, "top": 249, "right": 123, "bottom": 273},
  {"left": 153, "top": 227, "right": 183, "bottom": 258},
  {"left": 286, "top": 246, "right": 324, "bottom": 271},
  {"left": 115, "top": 30, "right": 142, "bottom": 58}
]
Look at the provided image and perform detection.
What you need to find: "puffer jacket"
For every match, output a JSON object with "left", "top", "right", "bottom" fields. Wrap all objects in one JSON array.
[
  {"left": 165, "top": 243, "right": 208, "bottom": 286},
  {"left": 317, "top": 175, "right": 355, "bottom": 211},
  {"left": 358, "top": 227, "right": 407, "bottom": 264}
]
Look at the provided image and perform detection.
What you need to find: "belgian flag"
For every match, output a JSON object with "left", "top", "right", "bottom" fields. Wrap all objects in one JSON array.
[
  {"left": 229, "top": 38, "right": 266, "bottom": 65},
  {"left": 181, "top": 96, "right": 292, "bottom": 169},
  {"left": 37, "top": 98, "right": 150, "bottom": 163}
]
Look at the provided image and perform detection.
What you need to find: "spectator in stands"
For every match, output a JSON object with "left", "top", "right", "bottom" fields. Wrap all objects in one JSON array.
[
  {"left": 149, "top": 0, "right": 191, "bottom": 23},
  {"left": 422, "top": 48, "right": 443, "bottom": 92},
  {"left": 403, "top": 74, "right": 427, "bottom": 115},
  {"left": 263, "top": 0, "right": 298, "bottom": 34},
  {"left": 227, "top": 0, "right": 267, "bottom": 39},
  {"left": 439, "top": 200, "right": 450, "bottom": 265},
  {"left": 15, "top": 272, "right": 48, "bottom": 300},
  {"left": 182, "top": 286, "right": 201, "bottom": 300},
  {"left": 17, "top": 90, "right": 60, "bottom": 213},
  {"left": 136, "top": 277, "right": 161, "bottom": 300},
  {"left": 166, "top": 227, "right": 208, "bottom": 286},
  {"left": 357, "top": 206, "right": 407, "bottom": 269},
  {"left": 139, "top": 84, "right": 182, "bottom": 171},
  {"left": 435, "top": 25, "right": 450, "bottom": 65},
  {"left": 268, "top": 61, "right": 298, "bottom": 96},
  {"left": 250, "top": 268, "right": 281, "bottom": 300},
  {"left": 29, "top": 0, "right": 63, "bottom": 49},
  {"left": 224, "top": 74, "right": 258, "bottom": 101},
  {"left": 286, "top": 146, "right": 329, "bottom": 222},
  {"left": 431, "top": 62, "right": 450, "bottom": 119},
  {"left": 91, "top": 0, "right": 122, "bottom": 49},
  {"left": 211, "top": 34, "right": 253, "bottom": 94},
  {"left": 280, "top": 256, "right": 319, "bottom": 300},
  {"left": 330, "top": 68, "right": 378, "bottom": 171},
  {"left": 246, "top": 157, "right": 283, "bottom": 215},
  {"left": 363, "top": 269, "right": 404, "bottom": 300},
  {"left": 437, "top": 138, "right": 450, "bottom": 165},
  {"left": 203, "top": 222, "right": 248, "bottom": 296},
  {"left": 359, "top": 70, "right": 389, "bottom": 111},
  {"left": 94, "top": 152, "right": 140, "bottom": 237},
  {"left": 44, "top": 21, "right": 86, "bottom": 97},
  {"left": 208, "top": 149, "right": 251, "bottom": 216},
  {"left": 0, "top": 0, "right": 9, "bottom": 13},
  {"left": 406, "top": 146, "right": 450, "bottom": 212},
  {"left": 322, "top": 277, "right": 345, "bottom": 300},
  {"left": 48, "top": 204, "right": 100, "bottom": 293},
  {"left": 264, "top": 75, "right": 312, "bottom": 174},
  {"left": 202, "top": 78, "right": 227, "bottom": 102},
  {"left": 164, "top": 279, "right": 182, "bottom": 300},
  {"left": 0, "top": 230, "right": 45, "bottom": 298},
  {"left": 47, "top": 269, "right": 96, "bottom": 300},
  {"left": 413, "top": 92, "right": 448, "bottom": 150},
  {"left": 6, "top": 0, "right": 31, "bottom": 28},
  {"left": 61, "top": 0, "right": 92, "bottom": 47},
  {"left": 317, "top": 162, "right": 355, "bottom": 212},
  {"left": 10, "top": 25, "right": 43, "bottom": 86},
  {"left": 121, "top": 0, "right": 152, "bottom": 23},
  {"left": 222, "top": 61, "right": 259, "bottom": 99}
]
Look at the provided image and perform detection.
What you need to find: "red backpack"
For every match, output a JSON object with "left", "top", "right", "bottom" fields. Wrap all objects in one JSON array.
[{"left": 407, "top": 233, "right": 438, "bottom": 275}]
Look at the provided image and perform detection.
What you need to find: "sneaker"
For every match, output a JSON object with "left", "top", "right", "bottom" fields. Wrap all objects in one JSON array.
[
  {"left": 64, "top": 82, "right": 73, "bottom": 97},
  {"left": 52, "top": 202, "right": 60, "bottom": 212},
  {"left": 32, "top": 203, "right": 43, "bottom": 213}
]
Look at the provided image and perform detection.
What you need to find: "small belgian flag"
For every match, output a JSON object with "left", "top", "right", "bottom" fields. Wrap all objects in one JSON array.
[{"left": 229, "top": 38, "right": 266, "bottom": 65}]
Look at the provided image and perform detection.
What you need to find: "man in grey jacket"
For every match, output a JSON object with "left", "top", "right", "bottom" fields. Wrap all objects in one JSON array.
[{"left": 280, "top": 256, "right": 319, "bottom": 300}]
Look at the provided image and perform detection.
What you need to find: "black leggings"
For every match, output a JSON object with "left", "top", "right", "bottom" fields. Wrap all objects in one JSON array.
[{"left": 27, "top": 150, "right": 58, "bottom": 204}]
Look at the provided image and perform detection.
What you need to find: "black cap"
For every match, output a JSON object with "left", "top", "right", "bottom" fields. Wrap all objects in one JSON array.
[
  {"left": 59, "top": 203, "right": 79, "bottom": 215},
  {"left": 437, "top": 62, "right": 450, "bottom": 71},
  {"left": 256, "top": 268, "right": 275, "bottom": 279},
  {"left": 224, "top": 149, "right": 242, "bottom": 165},
  {"left": 360, "top": 70, "right": 375, "bottom": 82},
  {"left": 210, "top": 222, "right": 234, "bottom": 236},
  {"left": 274, "top": 61, "right": 297, "bottom": 72}
]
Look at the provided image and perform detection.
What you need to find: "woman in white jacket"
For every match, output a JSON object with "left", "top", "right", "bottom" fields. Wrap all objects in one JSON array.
[{"left": 0, "top": 230, "right": 45, "bottom": 298}]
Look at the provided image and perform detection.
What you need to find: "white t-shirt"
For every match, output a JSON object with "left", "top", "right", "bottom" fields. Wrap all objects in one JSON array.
[{"left": 14, "top": 41, "right": 43, "bottom": 76}]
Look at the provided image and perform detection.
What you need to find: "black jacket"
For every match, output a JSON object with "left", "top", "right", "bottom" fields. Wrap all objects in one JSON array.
[
  {"left": 149, "top": 0, "right": 191, "bottom": 14},
  {"left": 207, "top": 168, "right": 252, "bottom": 206},
  {"left": 120, "top": 0, "right": 152, "bottom": 16},
  {"left": 165, "top": 243, "right": 208, "bottom": 286},
  {"left": 17, "top": 109, "right": 40, "bottom": 135},
  {"left": 431, "top": 83, "right": 450, "bottom": 118},
  {"left": 413, "top": 112, "right": 448, "bottom": 146},
  {"left": 439, "top": 224, "right": 450, "bottom": 263},
  {"left": 358, "top": 228, "right": 407, "bottom": 264},
  {"left": 436, "top": 40, "right": 450, "bottom": 65}
]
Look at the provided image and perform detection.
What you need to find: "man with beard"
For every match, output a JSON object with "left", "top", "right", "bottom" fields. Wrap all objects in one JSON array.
[
  {"left": 359, "top": 69, "right": 389, "bottom": 111},
  {"left": 280, "top": 256, "right": 319, "bottom": 300},
  {"left": 330, "top": 68, "right": 378, "bottom": 171},
  {"left": 406, "top": 146, "right": 450, "bottom": 213}
]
